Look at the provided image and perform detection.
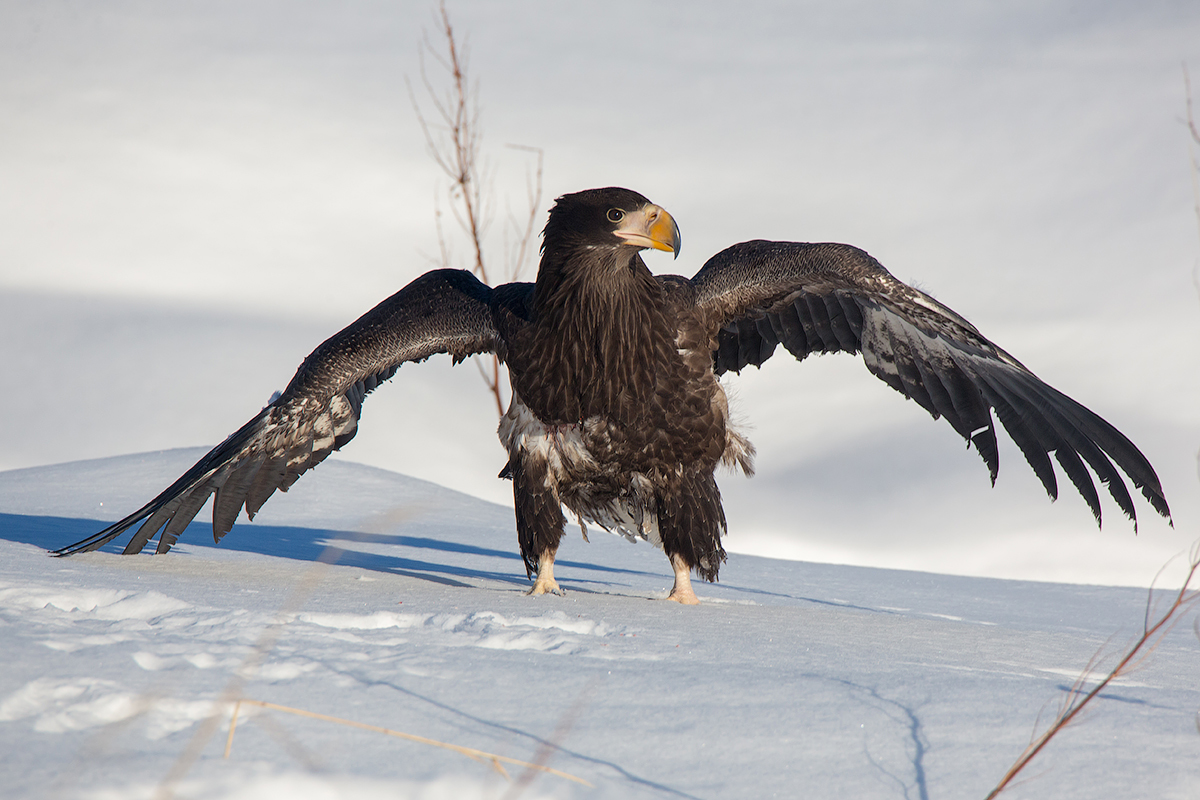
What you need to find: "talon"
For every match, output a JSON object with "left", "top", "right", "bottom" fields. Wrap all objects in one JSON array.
[
  {"left": 665, "top": 585, "right": 700, "bottom": 605},
  {"left": 526, "top": 547, "right": 563, "bottom": 596},
  {"left": 526, "top": 574, "right": 565, "bottom": 596}
]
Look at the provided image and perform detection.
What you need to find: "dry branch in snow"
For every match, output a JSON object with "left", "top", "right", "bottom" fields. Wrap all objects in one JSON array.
[
  {"left": 985, "top": 542, "right": 1200, "bottom": 799},
  {"left": 409, "top": 0, "right": 543, "bottom": 417},
  {"left": 223, "top": 698, "right": 592, "bottom": 788}
]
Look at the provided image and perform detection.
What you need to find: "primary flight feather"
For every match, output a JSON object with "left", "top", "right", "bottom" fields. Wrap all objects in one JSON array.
[{"left": 56, "top": 187, "right": 1172, "bottom": 603}]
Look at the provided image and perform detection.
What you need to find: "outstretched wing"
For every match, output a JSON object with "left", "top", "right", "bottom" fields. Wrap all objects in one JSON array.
[
  {"left": 56, "top": 269, "right": 500, "bottom": 556},
  {"left": 691, "top": 240, "right": 1171, "bottom": 529}
]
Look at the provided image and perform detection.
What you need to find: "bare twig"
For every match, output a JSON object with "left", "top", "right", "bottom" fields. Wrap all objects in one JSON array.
[
  {"left": 1185, "top": 64, "right": 1200, "bottom": 482},
  {"left": 504, "top": 143, "right": 545, "bottom": 280},
  {"left": 151, "top": 503, "right": 435, "bottom": 799},
  {"left": 223, "top": 698, "right": 593, "bottom": 788},
  {"left": 501, "top": 677, "right": 600, "bottom": 800},
  {"left": 152, "top": 531, "right": 364, "bottom": 800},
  {"left": 409, "top": 1, "right": 544, "bottom": 417},
  {"left": 985, "top": 543, "right": 1200, "bottom": 799},
  {"left": 1188, "top": 65, "right": 1200, "bottom": 145},
  {"left": 1185, "top": 65, "right": 1200, "bottom": 288}
]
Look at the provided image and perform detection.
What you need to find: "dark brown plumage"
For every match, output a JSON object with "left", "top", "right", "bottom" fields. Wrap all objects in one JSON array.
[{"left": 56, "top": 187, "right": 1173, "bottom": 603}]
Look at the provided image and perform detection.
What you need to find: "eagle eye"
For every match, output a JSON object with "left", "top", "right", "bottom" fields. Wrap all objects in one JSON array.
[{"left": 606, "top": 208, "right": 625, "bottom": 223}]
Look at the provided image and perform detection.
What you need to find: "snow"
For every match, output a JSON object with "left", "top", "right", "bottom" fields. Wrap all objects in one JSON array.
[
  {"left": 1, "top": 450, "right": 1197, "bottom": 799},
  {"left": 1, "top": 4, "right": 1199, "bottom": 793}
]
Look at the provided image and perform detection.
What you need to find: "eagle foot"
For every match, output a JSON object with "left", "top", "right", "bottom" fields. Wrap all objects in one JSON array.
[
  {"left": 664, "top": 553, "right": 701, "bottom": 605},
  {"left": 526, "top": 574, "right": 565, "bottom": 597},
  {"left": 665, "top": 585, "right": 700, "bottom": 605},
  {"left": 526, "top": 547, "right": 564, "bottom": 596}
]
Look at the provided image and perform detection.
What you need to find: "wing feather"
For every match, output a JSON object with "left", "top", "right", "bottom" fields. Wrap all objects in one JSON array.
[
  {"left": 124, "top": 497, "right": 185, "bottom": 555},
  {"left": 244, "top": 455, "right": 287, "bottom": 519},
  {"left": 971, "top": 373, "right": 1061, "bottom": 500},
  {"left": 775, "top": 301, "right": 808, "bottom": 358},
  {"left": 690, "top": 239, "right": 1170, "bottom": 528},
  {"left": 213, "top": 452, "right": 268, "bottom": 535},
  {"left": 55, "top": 269, "right": 502, "bottom": 557}
]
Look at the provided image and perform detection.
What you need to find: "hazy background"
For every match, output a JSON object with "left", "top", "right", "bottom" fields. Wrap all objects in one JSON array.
[{"left": 3, "top": 0, "right": 1199, "bottom": 586}]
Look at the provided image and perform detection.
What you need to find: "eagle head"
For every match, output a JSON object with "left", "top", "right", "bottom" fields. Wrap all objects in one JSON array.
[{"left": 542, "top": 187, "right": 681, "bottom": 262}]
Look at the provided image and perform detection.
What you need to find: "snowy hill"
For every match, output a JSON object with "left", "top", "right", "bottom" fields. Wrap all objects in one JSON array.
[{"left": 1, "top": 451, "right": 1196, "bottom": 799}]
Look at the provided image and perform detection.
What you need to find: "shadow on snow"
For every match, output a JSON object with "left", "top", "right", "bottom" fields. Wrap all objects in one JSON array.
[{"left": 0, "top": 512, "right": 666, "bottom": 593}]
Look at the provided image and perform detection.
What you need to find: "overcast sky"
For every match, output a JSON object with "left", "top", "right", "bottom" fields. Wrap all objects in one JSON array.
[{"left": 3, "top": 0, "right": 1199, "bottom": 586}]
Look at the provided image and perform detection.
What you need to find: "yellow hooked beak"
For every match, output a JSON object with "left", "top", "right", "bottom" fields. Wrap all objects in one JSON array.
[{"left": 612, "top": 203, "right": 681, "bottom": 259}]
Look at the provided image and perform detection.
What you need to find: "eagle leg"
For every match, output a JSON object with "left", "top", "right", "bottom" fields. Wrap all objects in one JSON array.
[
  {"left": 657, "top": 469, "right": 728, "bottom": 600},
  {"left": 527, "top": 545, "right": 564, "bottom": 596},
  {"left": 511, "top": 456, "right": 567, "bottom": 593},
  {"left": 665, "top": 552, "right": 700, "bottom": 605}
]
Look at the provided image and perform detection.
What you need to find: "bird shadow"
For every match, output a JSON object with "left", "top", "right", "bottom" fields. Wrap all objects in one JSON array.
[{"left": 0, "top": 512, "right": 663, "bottom": 592}]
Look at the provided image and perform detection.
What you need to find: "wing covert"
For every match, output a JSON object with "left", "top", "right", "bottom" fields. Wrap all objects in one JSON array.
[
  {"left": 56, "top": 269, "right": 503, "bottom": 556},
  {"left": 691, "top": 240, "right": 1170, "bottom": 529}
]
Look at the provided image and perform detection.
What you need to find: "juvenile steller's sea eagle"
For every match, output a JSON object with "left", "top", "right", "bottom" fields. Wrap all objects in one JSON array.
[{"left": 56, "top": 187, "right": 1172, "bottom": 603}]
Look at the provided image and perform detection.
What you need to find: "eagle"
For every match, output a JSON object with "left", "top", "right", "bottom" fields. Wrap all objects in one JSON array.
[{"left": 56, "top": 187, "right": 1172, "bottom": 603}]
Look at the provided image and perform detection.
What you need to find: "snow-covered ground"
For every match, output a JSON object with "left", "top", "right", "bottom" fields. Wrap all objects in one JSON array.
[
  {"left": 2, "top": 5, "right": 1199, "bottom": 793},
  {"left": 1, "top": 450, "right": 1197, "bottom": 799}
]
